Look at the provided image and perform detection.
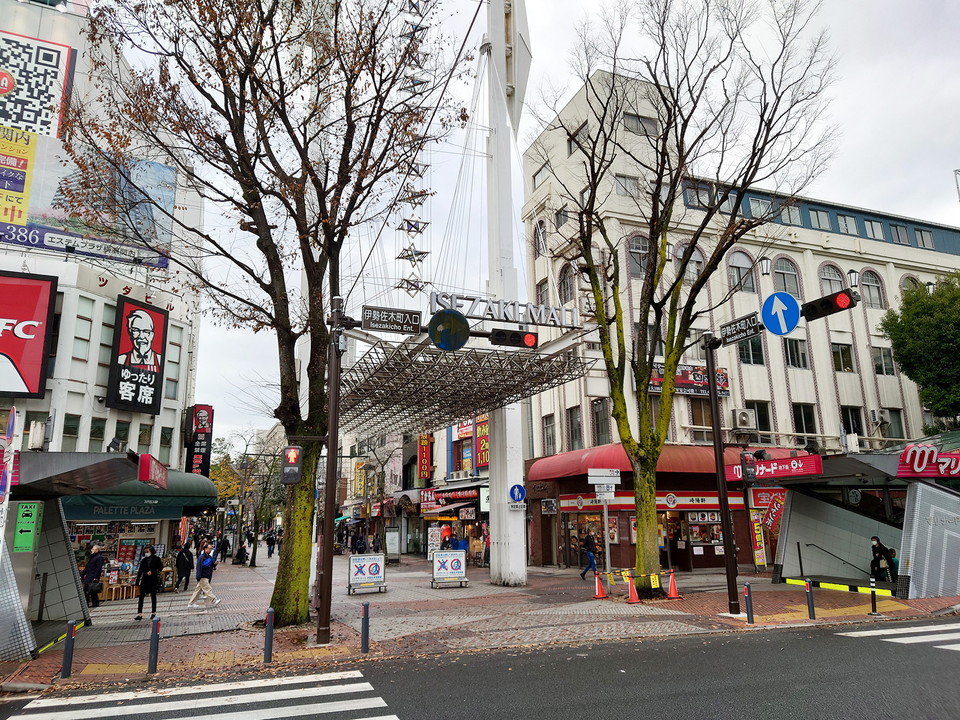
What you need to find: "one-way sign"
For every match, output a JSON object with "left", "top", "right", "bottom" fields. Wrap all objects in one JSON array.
[{"left": 720, "top": 312, "right": 762, "bottom": 345}]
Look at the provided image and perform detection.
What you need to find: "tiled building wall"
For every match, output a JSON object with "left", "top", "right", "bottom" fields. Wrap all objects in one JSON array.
[
  {"left": 30, "top": 500, "right": 88, "bottom": 625},
  {"left": 902, "top": 483, "right": 960, "bottom": 599},
  {"left": 0, "top": 542, "right": 36, "bottom": 662}
]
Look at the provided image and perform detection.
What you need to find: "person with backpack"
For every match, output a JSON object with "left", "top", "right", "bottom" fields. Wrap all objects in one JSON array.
[{"left": 579, "top": 531, "right": 598, "bottom": 580}]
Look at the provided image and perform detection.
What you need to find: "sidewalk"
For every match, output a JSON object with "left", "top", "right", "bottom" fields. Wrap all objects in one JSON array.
[{"left": 3, "top": 549, "right": 958, "bottom": 690}]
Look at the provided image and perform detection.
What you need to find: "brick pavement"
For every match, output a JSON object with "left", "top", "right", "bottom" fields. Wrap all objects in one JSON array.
[{"left": 2, "top": 550, "right": 957, "bottom": 691}]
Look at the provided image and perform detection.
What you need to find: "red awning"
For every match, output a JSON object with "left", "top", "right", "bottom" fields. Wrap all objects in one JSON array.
[{"left": 527, "top": 443, "right": 806, "bottom": 482}]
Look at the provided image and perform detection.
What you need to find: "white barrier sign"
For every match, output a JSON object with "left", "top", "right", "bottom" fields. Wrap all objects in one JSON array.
[
  {"left": 348, "top": 553, "right": 387, "bottom": 594},
  {"left": 432, "top": 550, "right": 467, "bottom": 581}
]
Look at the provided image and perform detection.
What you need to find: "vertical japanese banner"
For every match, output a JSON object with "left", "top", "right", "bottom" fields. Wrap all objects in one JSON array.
[
  {"left": 0, "top": 125, "right": 36, "bottom": 226},
  {"left": 417, "top": 434, "right": 432, "bottom": 480},
  {"left": 106, "top": 296, "right": 168, "bottom": 415},
  {"left": 474, "top": 415, "right": 489, "bottom": 468},
  {"left": 185, "top": 404, "right": 214, "bottom": 476},
  {"left": 749, "top": 509, "right": 767, "bottom": 567}
]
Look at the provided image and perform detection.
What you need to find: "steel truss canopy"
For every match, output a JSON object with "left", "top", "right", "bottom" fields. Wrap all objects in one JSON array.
[{"left": 339, "top": 338, "right": 594, "bottom": 435}]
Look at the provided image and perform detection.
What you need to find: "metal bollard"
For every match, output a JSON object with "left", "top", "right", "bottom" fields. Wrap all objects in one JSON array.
[
  {"left": 805, "top": 578, "right": 816, "bottom": 620},
  {"left": 361, "top": 602, "right": 370, "bottom": 654},
  {"left": 147, "top": 617, "right": 160, "bottom": 674},
  {"left": 743, "top": 583, "right": 754, "bottom": 625},
  {"left": 61, "top": 620, "right": 77, "bottom": 679},
  {"left": 264, "top": 608, "right": 275, "bottom": 663},
  {"left": 868, "top": 577, "right": 880, "bottom": 616}
]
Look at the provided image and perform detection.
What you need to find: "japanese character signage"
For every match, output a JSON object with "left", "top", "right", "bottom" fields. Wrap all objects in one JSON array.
[
  {"left": 138, "top": 453, "right": 168, "bottom": 489},
  {"left": 897, "top": 444, "right": 960, "bottom": 478},
  {"left": 106, "top": 296, "right": 168, "bottom": 415},
  {"left": 725, "top": 454, "right": 822, "bottom": 482},
  {"left": 0, "top": 270, "right": 57, "bottom": 397},
  {"left": 648, "top": 363, "right": 730, "bottom": 397},
  {"left": 361, "top": 305, "right": 422, "bottom": 335},
  {"left": 185, "top": 404, "right": 214, "bottom": 476},
  {"left": 0, "top": 125, "right": 36, "bottom": 226},
  {"left": 417, "top": 434, "right": 432, "bottom": 480},
  {"left": 475, "top": 415, "right": 489, "bottom": 468}
]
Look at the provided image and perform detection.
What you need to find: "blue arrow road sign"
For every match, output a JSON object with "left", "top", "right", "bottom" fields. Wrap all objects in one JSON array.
[
  {"left": 509, "top": 484, "right": 526, "bottom": 502},
  {"left": 761, "top": 292, "right": 801, "bottom": 336}
]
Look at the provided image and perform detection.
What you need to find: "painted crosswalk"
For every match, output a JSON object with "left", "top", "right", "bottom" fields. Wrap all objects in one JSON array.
[
  {"left": 8, "top": 670, "right": 399, "bottom": 720},
  {"left": 837, "top": 622, "right": 960, "bottom": 653}
]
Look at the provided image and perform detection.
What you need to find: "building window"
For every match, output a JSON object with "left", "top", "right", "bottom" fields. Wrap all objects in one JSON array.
[
  {"left": 533, "top": 219, "right": 548, "bottom": 256},
  {"left": 690, "top": 398, "right": 713, "bottom": 443},
  {"left": 554, "top": 207, "right": 569, "bottom": 230},
  {"left": 624, "top": 113, "right": 658, "bottom": 135},
  {"left": 728, "top": 251, "right": 756, "bottom": 293},
  {"left": 138, "top": 423, "right": 153, "bottom": 454},
  {"left": 685, "top": 181, "right": 713, "bottom": 208},
  {"left": 745, "top": 400, "right": 773, "bottom": 444},
  {"left": 738, "top": 335, "right": 765, "bottom": 365},
  {"left": 159, "top": 426, "right": 174, "bottom": 465},
  {"left": 628, "top": 235, "right": 649, "bottom": 277},
  {"left": 165, "top": 325, "right": 183, "bottom": 401},
  {"left": 718, "top": 191, "right": 739, "bottom": 215},
  {"left": 646, "top": 324, "right": 665, "bottom": 357},
  {"left": 533, "top": 164, "right": 550, "bottom": 189},
  {"left": 62, "top": 414, "right": 81, "bottom": 452},
  {"left": 864, "top": 220, "right": 884, "bottom": 240},
  {"left": 114, "top": 420, "right": 131, "bottom": 449},
  {"left": 567, "top": 122, "right": 587, "bottom": 156},
  {"left": 840, "top": 406, "right": 864, "bottom": 437},
  {"left": 536, "top": 279, "right": 549, "bottom": 307},
  {"left": 781, "top": 204, "right": 802, "bottom": 226},
  {"left": 819, "top": 265, "right": 845, "bottom": 294},
  {"left": 542, "top": 414, "right": 556, "bottom": 456},
  {"left": 838, "top": 214, "right": 858, "bottom": 235},
  {"left": 784, "top": 338, "right": 808, "bottom": 369},
  {"left": 792, "top": 403, "right": 817, "bottom": 444},
  {"left": 810, "top": 209, "right": 831, "bottom": 231},
  {"left": 592, "top": 399, "right": 611, "bottom": 446},
  {"left": 831, "top": 343, "right": 855, "bottom": 373},
  {"left": 891, "top": 224, "right": 910, "bottom": 245},
  {"left": 88, "top": 417, "right": 106, "bottom": 452},
  {"left": 860, "top": 271, "right": 884, "bottom": 309},
  {"left": 885, "top": 408, "right": 904, "bottom": 439},
  {"left": 615, "top": 174, "right": 641, "bottom": 198},
  {"left": 558, "top": 265, "right": 576, "bottom": 304},
  {"left": 649, "top": 396, "right": 672, "bottom": 441},
  {"left": 679, "top": 246, "right": 704, "bottom": 284},
  {"left": 900, "top": 276, "right": 921, "bottom": 292},
  {"left": 749, "top": 197, "right": 771, "bottom": 218},
  {"left": 687, "top": 330, "right": 706, "bottom": 362},
  {"left": 773, "top": 258, "right": 800, "bottom": 296},
  {"left": 73, "top": 296, "right": 94, "bottom": 361},
  {"left": 566, "top": 406, "right": 583, "bottom": 451},
  {"left": 873, "top": 346, "right": 896, "bottom": 376},
  {"left": 916, "top": 228, "right": 934, "bottom": 249}
]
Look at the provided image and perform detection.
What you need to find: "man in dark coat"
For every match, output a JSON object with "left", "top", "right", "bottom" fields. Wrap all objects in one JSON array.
[
  {"left": 80, "top": 545, "right": 106, "bottom": 608},
  {"left": 175, "top": 544, "right": 194, "bottom": 593},
  {"left": 579, "top": 532, "right": 598, "bottom": 580},
  {"left": 870, "top": 536, "right": 894, "bottom": 581},
  {"left": 218, "top": 534, "right": 231, "bottom": 563},
  {"left": 135, "top": 544, "right": 164, "bottom": 620}
]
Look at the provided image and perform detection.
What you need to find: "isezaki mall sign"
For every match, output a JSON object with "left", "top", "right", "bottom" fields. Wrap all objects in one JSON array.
[{"left": 430, "top": 292, "right": 582, "bottom": 329}]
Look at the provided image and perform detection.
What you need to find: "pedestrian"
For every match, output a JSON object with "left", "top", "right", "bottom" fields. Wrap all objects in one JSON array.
[
  {"left": 188, "top": 542, "right": 222, "bottom": 608},
  {"left": 246, "top": 529, "right": 255, "bottom": 547},
  {"left": 372, "top": 534, "right": 382, "bottom": 553},
  {"left": 483, "top": 530, "right": 491, "bottom": 567},
  {"left": 175, "top": 543, "right": 194, "bottom": 593},
  {"left": 135, "top": 544, "right": 164, "bottom": 620},
  {"left": 266, "top": 531, "right": 276, "bottom": 558},
  {"left": 579, "top": 531, "right": 598, "bottom": 580},
  {"left": 869, "top": 535, "right": 893, "bottom": 582},
  {"left": 80, "top": 544, "right": 106, "bottom": 608},
  {"left": 889, "top": 548, "right": 900, "bottom": 581},
  {"left": 349, "top": 531, "right": 358, "bottom": 554},
  {"left": 356, "top": 534, "right": 367, "bottom": 554},
  {"left": 218, "top": 534, "right": 231, "bottom": 563}
]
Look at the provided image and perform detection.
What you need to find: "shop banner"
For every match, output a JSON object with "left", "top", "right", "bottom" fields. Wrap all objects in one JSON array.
[
  {"left": 725, "top": 454, "right": 822, "bottom": 482},
  {"left": 749, "top": 509, "right": 767, "bottom": 567},
  {"left": 185, "top": 404, "right": 214, "bottom": 476},
  {"left": 432, "top": 550, "right": 467, "bottom": 582},
  {"left": 648, "top": 363, "right": 730, "bottom": 397},
  {"left": 749, "top": 487, "right": 787, "bottom": 509},
  {"left": 897, "top": 444, "right": 960, "bottom": 478},
  {"left": 106, "top": 296, "right": 169, "bottom": 415},
  {"left": 0, "top": 125, "right": 36, "bottom": 226},
  {"left": 0, "top": 271, "right": 57, "bottom": 397},
  {"left": 138, "top": 453, "right": 168, "bottom": 489},
  {"left": 560, "top": 492, "right": 745, "bottom": 513},
  {"left": 762, "top": 494, "right": 786, "bottom": 529},
  {"left": 475, "top": 417, "right": 489, "bottom": 468},
  {"left": 417, "top": 434, "right": 432, "bottom": 480}
]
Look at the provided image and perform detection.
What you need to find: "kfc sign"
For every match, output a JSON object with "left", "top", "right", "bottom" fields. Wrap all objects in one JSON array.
[
  {"left": 185, "top": 404, "right": 214, "bottom": 476},
  {"left": 0, "top": 271, "right": 57, "bottom": 398},
  {"left": 106, "top": 297, "right": 168, "bottom": 415}
]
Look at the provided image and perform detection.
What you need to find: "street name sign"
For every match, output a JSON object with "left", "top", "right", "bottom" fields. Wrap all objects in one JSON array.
[
  {"left": 588, "top": 468, "right": 621, "bottom": 484},
  {"left": 761, "top": 292, "right": 801, "bottom": 336},
  {"left": 720, "top": 312, "right": 762, "bottom": 345},
  {"left": 361, "top": 306, "right": 423, "bottom": 335},
  {"left": 592, "top": 483, "right": 616, "bottom": 493}
]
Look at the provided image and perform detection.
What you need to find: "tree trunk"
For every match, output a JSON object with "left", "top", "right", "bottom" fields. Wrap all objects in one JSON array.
[{"left": 632, "top": 457, "right": 661, "bottom": 598}]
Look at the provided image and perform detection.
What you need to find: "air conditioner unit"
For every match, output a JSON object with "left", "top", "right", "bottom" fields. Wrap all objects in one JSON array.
[
  {"left": 870, "top": 409, "right": 889, "bottom": 425},
  {"left": 449, "top": 470, "right": 469, "bottom": 481},
  {"left": 731, "top": 408, "right": 757, "bottom": 431}
]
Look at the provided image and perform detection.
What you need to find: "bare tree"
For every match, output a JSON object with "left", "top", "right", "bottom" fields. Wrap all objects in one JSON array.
[
  {"left": 527, "top": 0, "right": 835, "bottom": 592},
  {"left": 59, "top": 0, "right": 470, "bottom": 624}
]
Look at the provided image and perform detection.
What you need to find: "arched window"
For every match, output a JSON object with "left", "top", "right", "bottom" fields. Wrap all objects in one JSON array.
[
  {"left": 533, "top": 220, "right": 547, "bottom": 257},
  {"left": 819, "top": 265, "right": 844, "bottom": 295},
  {"left": 773, "top": 258, "right": 800, "bottom": 296},
  {"left": 677, "top": 246, "right": 704, "bottom": 284},
  {"left": 627, "top": 235, "right": 648, "bottom": 277},
  {"left": 900, "top": 276, "right": 921, "bottom": 293},
  {"left": 860, "top": 270, "right": 884, "bottom": 309},
  {"left": 558, "top": 264, "right": 576, "bottom": 304},
  {"left": 728, "top": 251, "right": 755, "bottom": 293}
]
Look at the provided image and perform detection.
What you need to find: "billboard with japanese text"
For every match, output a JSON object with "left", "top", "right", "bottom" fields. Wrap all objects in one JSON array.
[
  {"left": 0, "top": 271, "right": 57, "bottom": 397},
  {"left": 106, "top": 296, "right": 168, "bottom": 415},
  {"left": 185, "top": 404, "right": 214, "bottom": 476}
]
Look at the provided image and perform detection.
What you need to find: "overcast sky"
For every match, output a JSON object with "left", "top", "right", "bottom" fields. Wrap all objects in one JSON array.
[{"left": 197, "top": 0, "right": 960, "bottom": 444}]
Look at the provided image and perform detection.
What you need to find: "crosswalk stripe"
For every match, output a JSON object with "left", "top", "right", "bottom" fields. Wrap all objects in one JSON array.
[
  {"left": 882, "top": 631, "right": 960, "bottom": 645},
  {"left": 24, "top": 670, "right": 363, "bottom": 708},
  {"left": 934, "top": 644, "right": 960, "bottom": 651},
  {"left": 175, "top": 696, "right": 386, "bottom": 720},
  {"left": 837, "top": 624, "right": 960, "bottom": 638},
  {"left": 18, "top": 682, "right": 373, "bottom": 719}
]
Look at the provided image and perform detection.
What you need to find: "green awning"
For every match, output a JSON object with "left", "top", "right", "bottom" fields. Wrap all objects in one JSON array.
[{"left": 61, "top": 470, "right": 217, "bottom": 520}]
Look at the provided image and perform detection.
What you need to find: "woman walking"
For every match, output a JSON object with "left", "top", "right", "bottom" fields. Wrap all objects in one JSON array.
[{"left": 135, "top": 544, "right": 163, "bottom": 620}]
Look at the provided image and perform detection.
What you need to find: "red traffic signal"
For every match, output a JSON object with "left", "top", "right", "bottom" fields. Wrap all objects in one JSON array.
[
  {"left": 801, "top": 289, "right": 859, "bottom": 322},
  {"left": 281, "top": 445, "right": 303, "bottom": 485},
  {"left": 490, "top": 328, "right": 538, "bottom": 349}
]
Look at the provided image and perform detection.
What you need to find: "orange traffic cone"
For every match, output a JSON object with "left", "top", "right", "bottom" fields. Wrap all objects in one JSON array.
[
  {"left": 626, "top": 574, "right": 642, "bottom": 604},
  {"left": 592, "top": 571, "right": 608, "bottom": 600},
  {"left": 666, "top": 569, "right": 682, "bottom": 599}
]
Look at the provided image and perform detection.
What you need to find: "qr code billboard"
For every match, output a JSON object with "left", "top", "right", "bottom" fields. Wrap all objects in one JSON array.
[{"left": 0, "top": 31, "right": 76, "bottom": 138}]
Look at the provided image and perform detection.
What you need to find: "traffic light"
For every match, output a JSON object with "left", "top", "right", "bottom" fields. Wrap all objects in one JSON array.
[
  {"left": 801, "top": 288, "right": 859, "bottom": 322},
  {"left": 740, "top": 452, "right": 756, "bottom": 483},
  {"left": 489, "top": 328, "right": 538, "bottom": 349},
  {"left": 281, "top": 445, "right": 303, "bottom": 485}
]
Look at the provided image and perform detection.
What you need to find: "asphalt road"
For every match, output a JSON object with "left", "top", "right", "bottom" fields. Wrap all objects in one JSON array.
[{"left": 5, "top": 618, "right": 960, "bottom": 720}]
